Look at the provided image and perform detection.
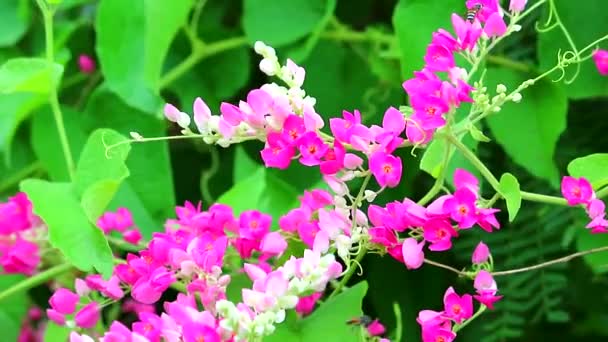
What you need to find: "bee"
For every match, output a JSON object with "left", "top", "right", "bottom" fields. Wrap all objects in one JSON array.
[
  {"left": 346, "top": 315, "right": 374, "bottom": 327},
  {"left": 466, "top": 3, "right": 483, "bottom": 23}
]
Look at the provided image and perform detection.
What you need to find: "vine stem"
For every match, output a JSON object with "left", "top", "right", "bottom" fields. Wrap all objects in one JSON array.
[
  {"left": 418, "top": 140, "right": 451, "bottom": 206},
  {"left": 36, "top": 0, "right": 75, "bottom": 180},
  {"left": 0, "top": 263, "right": 73, "bottom": 303},
  {"left": 328, "top": 174, "right": 372, "bottom": 299},
  {"left": 424, "top": 245, "right": 608, "bottom": 278},
  {"left": 453, "top": 305, "right": 487, "bottom": 333}
]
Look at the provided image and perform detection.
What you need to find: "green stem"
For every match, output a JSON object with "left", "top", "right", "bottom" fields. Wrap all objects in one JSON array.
[
  {"left": 520, "top": 191, "right": 567, "bottom": 206},
  {"left": 37, "top": 0, "right": 75, "bottom": 180},
  {"left": 453, "top": 305, "right": 487, "bottom": 333},
  {"left": 159, "top": 37, "right": 248, "bottom": 89},
  {"left": 0, "top": 263, "right": 73, "bottom": 302},
  {"left": 597, "top": 186, "right": 608, "bottom": 199},
  {"left": 106, "top": 235, "right": 147, "bottom": 252},
  {"left": 0, "top": 162, "right": 43, "bottom": 193},
  {"left": 418, "top": 141, "right": 451, "bottom": 205}
]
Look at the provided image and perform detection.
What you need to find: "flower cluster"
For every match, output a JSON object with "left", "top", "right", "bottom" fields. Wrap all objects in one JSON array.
[
  {"left": 0, "top": 193, "right": 44, "bottom": 275},
  {"left": 368, "top": 169, "right": 500, "bottom": 269},
  {"left": 561, "top": 176, "right": 608, "bottom": 233},
  {"left": 403, "top": 0, "right": 512, "bottom": 145},
  {"left": 97, "top": 207, "right": 143, "bottom": 245}
]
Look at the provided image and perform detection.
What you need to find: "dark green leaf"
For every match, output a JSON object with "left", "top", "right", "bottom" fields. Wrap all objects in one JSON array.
[
  {"left": 0, "top": 58, "right": 63, "bottom": 94},
  {"left": 20, "top": 179, "right": 114, "bottom": 277},
  {"left": 567, "top": 153, "right": 608, "bottom": 189},
  {"left": 498, "top": 173, "right": 521, "bottom": 222},
  {"left": 95, "top": 0, "right": 193, "bottom": 111},
  {"left": 0, "top": 0, "right": 30, "bottom": 47},
  {"left": 485, "top": 67, "right": 567, "bottom": 187},
  {"left": 233, "top": 146, "right": 260, "bottom": 183},
  {"left": 576, "top": 228, "right": 608, "bottom": 274},
  {"left": 0, "top": 275, "right": 28, "bottom": 342},
  {"left": 243, "top": 0, "right": 332, "bottom": 46},
  {"left": 537, "top": 0, "right": 608, "bottom": 99},
  {"left": 0, "top": 92, "right": 45, "bottom": 156}
]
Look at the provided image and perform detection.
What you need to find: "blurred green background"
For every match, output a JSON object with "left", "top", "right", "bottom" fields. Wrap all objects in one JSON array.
[{"left": 1, "top": 0, "right": 608, "bottom": 341}]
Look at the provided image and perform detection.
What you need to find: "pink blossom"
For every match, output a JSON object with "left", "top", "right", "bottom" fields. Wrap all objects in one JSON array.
[
  {"left": 417, "top": 310, "right": 445, "bottom": 328},
  {"left": 402, "top": 238, "right": 425, "bottom": 269},
  {"left": 444, "top": 188, "right": 478, "bottom": 228},
  {"left": 133, "top": 312, "right": 163, "bottom": 341},
  {"left": 182, "top": 322, "right": 220, "bottom": 342},
  {"left": 443, "top": 287, "right": 473, "bottom": 323},
  {"left": 451, "top": 14, "right": 482, "bottom": 51},
  {"left": 281, "top": 114, "right": 306, "bottom": 145},
  {"left": 260, "top": 232, "right": 287, "bottom": 255},
  {"left": 472, "top": 241, "right": 490, "bottom": 264},
  {"left": 300, "top": 189, "right": 333, "bottom": 211},
  {"left": 330, "top": 110, "right": 364, "bottom": 143},
  {"left": 46, "top": 309, "right": 66, "bottom": 325},
  {"left": 164, "top": 104, "right": 190, "bottom": 128},
  {"left": 424, "top": 44, "right": 456, "bottom": 72},
  {"left": 70, "top": 332, "right": 95, "bottom": 342},
  {"left": 320, "top": 141, "right": 346, "bottom": 175},
  {"left": 239, "top": 210, "right": 272, "bottom": 240},
  {"left": 298, "top": 132, "right": 328, "bottom": 166},
  {"left": 465, "top": 0, "right": 500, "bottom": 22},
  {"left": 453, "top": 169, "right": 479, "bottom": 195},
  {"left": 593, "top": 50, "right": 608, "bottom": 75},
  {"left": 124, "top": 229, "right": 143, "bottom": 245},
  {"left": 473, "top": 270, "right": 503, "bottom": 309},
  {"left": 298, "top": 222, "right": 320, "bottom": 248},
  {"left": 49, "top": 288, "right": 79, "bottom": 314},
  {"left": 261, "top": 132, "right": 295, "bottom": 169},
  {"left": 410, "top": 95, "right": 449, "bottom": 130},
  {"left": 78, "top": 54, "right": 96, "bottom": 74},
  {"left": 0, "top": 192, "right": 36, "bottom": 234},
  {"left": 405, "top": 119, "right": 434, "bottom": 145},
  {"left": 484, "top": 12, "right": 507, "bottom": 37},
  {"left": 509, "top": 0, "right": 527, "bottom": 12},
  {"left": 369, "top": 151, "right": 402, "bottom": 188},
  {"left": 193, "top": 97, "right": 212, "bottom": 133},
  {"left": 561, "top": 176, "right": 594, "bottom": 206},
  {"left": 97, "top": 207, "right": 133, "bottom": 233},
  {"left": 279, "top": 208, "right": 310, "bottom": 233},
  {"left": 295, "top": 292, "right": 322, "bottom": 316},
  {"left": 476, "top": 208, "right": 501, "bottom": 232},
  {"left": 1, "top": 238, "right": 40, "bottom": 275},
  {"left": 423, "top": 219, "right": 458, "bottom": 251},
  {"left": 75, "top": 302, "right": 100, "bottom": 329},
  {"left": 367, "top": 320, "right": 386, "bottom": 336},
  {"left": 422, "top": 325, "right": 456, "bottom": 342}
]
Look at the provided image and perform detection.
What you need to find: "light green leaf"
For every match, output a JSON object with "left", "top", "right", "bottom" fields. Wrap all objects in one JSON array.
[
  {"left": 0, "top": 275, "right": 28, "bottom": 342},
  {"left": 392, "top": 0, "right": 462, "bottom": 79},
  {"left": 0, "top": 58, "right": 63, "bottom": 94},
  {"left": 267, "top": 281, "right": 368, "bottom": 342},
  {"left": 576, "top": 228, "right": 608, "bottom": 274},
  {"left": 0, "top": 0, "right": 30, "bottom": 47},
  {"left": 216, "top": 167, "right": 299, "bottom": 226},
  {"left": 44, "top": 322, "right": 71, "bottom": 342},
  {"left": 499, "top": 173, "right": 522, "bottom": 222},
  {"left": 20, "top": 179, "right": 114, "bottom": 277},
  {"left": 567, "top": 154, "right": 608, "bottom": 189},
  {"left": 420, "top": 134, "right": 480, "bottom": 186},
  {"left": 485, "top": 67, "right": 567, "bottom": 187},
  {"left": 233, "top": 146, "right": 260, "bottom": 183},
  {"left": 537, "top": 0, "right": 608, "bottom": 99},
  {"left": 96, "top": 0, "right": 193, "bottom": 112},
  {"left": 470, "top": 124, "right": 491, "bottom": 142},
  {"left": 0, "top": 92, "right": 46, "bottom": 155},
  {"left": 30, "top": 106, "right": 87, "bottom": 181},
  {"left": 243, "top": 0, "right": 333, "bottom": 47}
]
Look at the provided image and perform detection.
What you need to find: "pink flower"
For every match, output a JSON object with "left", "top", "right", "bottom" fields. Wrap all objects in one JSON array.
[
  {"left": 473, "top": 270, "right": 503, "bottom": 309},
  {"left": 593, "top": 49, "right": 608, "bottom": 76},
  {"left": 123, "top": 229, "right": 143, "bottom": 245},
  {"left": 472, "top": 241, "right": 490, "bottom": 264},
  {"left": 423, "top": 219, "right": 458, "bottom": 251},
  {"left": 484, "top": 12, "right": 507, "bottom": 37},
  {"left": 410, "top": 95, "right": 449, "bottom": 129},
  {"left": 330, "top": 110, "right": 364, "bottom": 143},
  {"left": 298, "top": 222, "right": 320, "bottom": 248},
  {"left": 69, "top": 332, "right": 95, "bottom": 342},
  {"left": 46, "top": 309, "right": 66, "bottom": 325},
  {"left": 405, "top": 119, "right": 434, "bottom": 145},
  {"left": 402, "top": 238, "right": 425, "bottom": 270},
  {"left": 193, "top": 97, "right": 212, "bottom": 134},
  {"left": 281, "top": 114, "right": 306, "bottom": 145},
  {"left": 49, "top": 288, "right": 79, "bottom": 314},
  {"left": 164, "top": 103, "right": 190, "bottom": 128},
  {"left": 367, "top": 320, "right": 386, "bottom": 336},
  {"left": 1, "top": 238, "right": 40, "bottom": 275},
  {"left": 444, "top": 188, "right": 478, "bottom": 229},
  {"left": 451, "top": 14, "right": 482, "bottom": 51},
  {"left": 369, "top": 151, "right": 402, "bottom": 188},
  {"left": 561, "top": 176, "right": 594, "bottom": 206},
  {"left": 75, "top": 302, "right": 100, "bottom": 329},
  {"left": 417, "top": 310, "right": 445, "bottom": 328},
  {"left": 465, "top": 0, "right": 500, "bottom": 22},
  {"left": 453, "top": 169, "right": 479, "bottom": 195},
  {"left": 78, "top": 54, "right": 96, "bottom": 74},
  {"left": 260, "top": 232, "right": 287, "bottom": 255},
  {"left": 182, "top": 322, "right": 220, "bottom": 342},
  {"left": 443, "top": 287, "right": 473, "bottom": 323},
  {"left": 295, "top": 292, "right": 322, "bottom": 316},
  {"left": 320, "top": 140, "right": 346, "bottom": 175},
  {"left": 298, "top": 132, "right": 328, "bottom": 166},
  {"left": 476, "top": 208, "right": 501, "bottom": 232},
  {"left": 261, "top": 132, "right": 295, "bottom": 169},
  {"left": 424, "top": 44, "right": 456, "bottom": 72},
  {"left": 279, "top": 208, "right": 310, "bottom": 233},
  {"left": 509, "top": 0, "right": 527, "bottom": 12},
  {"left": 422, "top": 325, "right": 456, "bottom": 342},
  {"left": 239, "top": 210, "right": 272, "bottom": 240},
  {"left": 0, "top": 192, "right": 36, "bottom": 234}
]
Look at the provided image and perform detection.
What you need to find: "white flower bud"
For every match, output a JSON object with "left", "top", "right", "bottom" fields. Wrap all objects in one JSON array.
[
  {"left": 130, "top": 131, "right": 143, "bottom": 140},
  {"left": 512, "top": 24, "right": 522, "bottom": 32},
  {"left": 493, "top": 106, "right": 502, "bottom": 113},
  {"left": 177, "top": 113, "right": 191, "bottom": 128},
  {"left": 259, "top": 58, "right": 277, "bottom": 76},
  {"left": 496, "top": 84, "right": 507, "bottom": 93},
  {"left": 511, "top": 93, "right": 523, "bottom": 103},
  {"left": 364, "top": 190, "right": 377, "bottom": 202}
]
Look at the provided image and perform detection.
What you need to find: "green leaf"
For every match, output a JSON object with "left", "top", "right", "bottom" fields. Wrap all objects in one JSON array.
[
  {"left": 537, "top": 0, "right": 608, "bottom": 99},
  {"left": 0, "top": 58, "right": 63, "bottom": 94},
  {"left": 0, "top": 92, "right": 46, "bottom": 155},
  {"left": 44, "top": 322, "right": 72, "bottom": 342},
  {"left": 0, "top": 0, "right": 30, "bottom": 47},
  {"left": 243, "top": 0, "right": 332, "bottom": 47},
  {"left": 21, "top": 179, "right": 114, "bottom": 277},
  {"left": 31, "top": 106, "right": 87, "bottom": 181},
  {"left": 420, "top": 134, "right": 480, "bottom": 186},
  {"left": 0, "top": 275, "right": 28, "bottom": 342},
  {"left": 225, "top": 273, "right": 252, "bottom": 304},
  {"left": 498, "top": 173, "right": 522, "bottom": 222},
  {"left": 485, "top": 67, "right": 567, "bottom": 187},
  {"left": 83, "top": 89, "right": 175, "bottom": 228},
  {"left": 95, "top": 0, "right": 193, "bottom": 112},
  {"left": 75, "top": 129, "right": 131, "bottom": 222},
  {"left": 233, "top": 146, "right": 260, "bottom": 183},
  {"left": 470, "top": 124, "right": 491, "bottom": 142},
  {"left": 392, "top": 0, "right": 462, "bottom": 79},
  {"left": 216, "top": 167, "right": 299, "bottom": 226},
  {"left": 267, "top": 281, "right": 368, "bottom": 342},
  {"left": 576, "top": 228, "right": 608, "bottom": 274},
  {"left": 567, "top": 154, "right": 608, "bottom": 189}
]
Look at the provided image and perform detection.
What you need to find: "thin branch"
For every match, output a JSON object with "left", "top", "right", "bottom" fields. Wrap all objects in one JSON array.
[{"left": 424, "top": 259, "right": 469, "bottom": 277}]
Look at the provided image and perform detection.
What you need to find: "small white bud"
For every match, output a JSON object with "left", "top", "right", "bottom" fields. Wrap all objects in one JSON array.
[
  {"left": 511, "top": 93, "right": 523, "bottom": 103},
  {"left": 364, "top": 190, "right": 377, "bottom": 202},
  {"left": 129, "top": 131, "right": 143, "bottom": 140},
  {"left": 259, "top": 58, "right": 277, "bottom": 76},
  {"left": 176, "top": 113, "right": 191, "bottom": 129},
  {"left": 496, "top": 84, "right": 507, "bottom": 93},
  {"left": 493, "top": 106, "right": 502, "bottom": 113},
  {"left": 512, "top": 24, "right": 522, "bottom": 32},
  {"left": 254, "top": 41, "right": 266, "bottom": 54}
]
